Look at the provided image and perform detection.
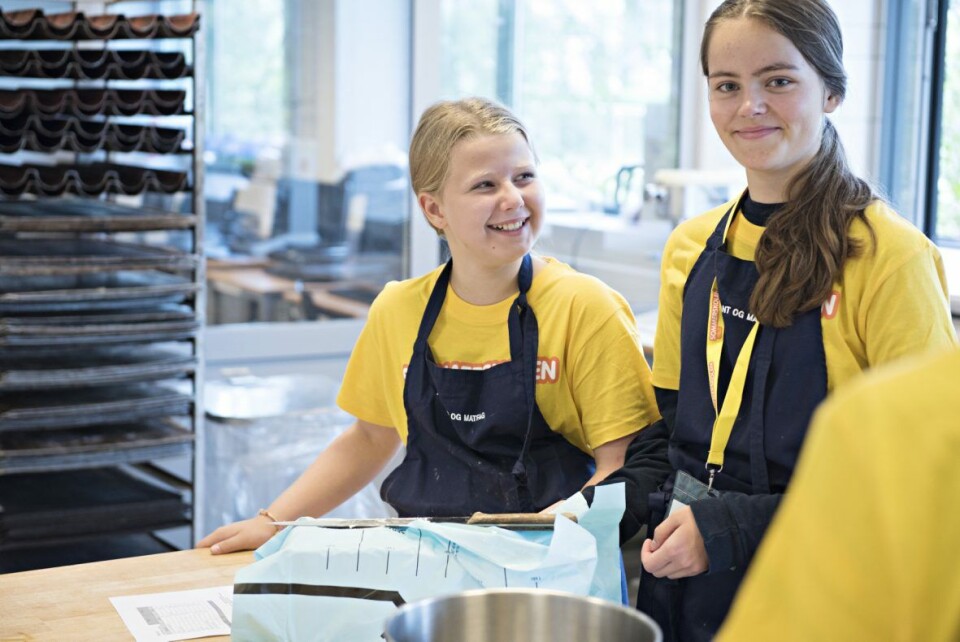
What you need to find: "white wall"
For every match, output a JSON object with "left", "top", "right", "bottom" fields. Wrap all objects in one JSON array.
[
  {"left": 409, "top": 0, "right": 444, "bottom": 277},
  {"left": 289, "top": 0, "right": 412, "bottom": 183},
  {"left": 335, "top": 1, "right": 412, "bottom": 171}
]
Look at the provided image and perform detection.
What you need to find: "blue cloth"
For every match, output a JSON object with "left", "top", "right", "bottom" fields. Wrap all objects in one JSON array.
[{"left": 232, "top": 485, "right": 628, "bottom": 641}]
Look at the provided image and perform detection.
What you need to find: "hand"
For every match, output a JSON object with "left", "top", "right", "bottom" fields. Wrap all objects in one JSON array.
[
  {"left": 540, "top": 500, "right": 563, "bottom": 515},
  {"left": 640, "top": 505, "right": 708, "bottom": 579},
  {"left": 196, "top": 514, "right": 280, "bottom": 555}
]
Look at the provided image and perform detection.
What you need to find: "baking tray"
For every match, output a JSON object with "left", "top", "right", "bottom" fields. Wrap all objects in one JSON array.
[
  {"left": 0, "top": 467, "right": 190, "bottom": 546},
  {"left": 0, "top": 382, "right": 193, "bottom": 431},
  {"left": 0, "top": 305, "right": 198, "bottom": 346},
  {"left": 0, "top": 49, "right": 191, "bottom": 81},
  {"left": 0, "top": 9, "right": 199, "bottom": 40},
  {"left": 0, "top": 238, "right": 197, "bottom": 275},
  {"left": 0, "top": 419, "right": 193, "bottom": 474},
  {"left": 0, "top": 89, "right": 187, "bottom": 118},
  {"left": 0, "top": 344, "right": 195, "bottom": 390},
  {"left": 0, "top": 162, "right": 189, "bottom": 197},
  {"left": 0, "top": 115, "right": 186, "bottom": 154},
  {"left": 0, "top": 270, "right": 197, "bottom": 313},
  {"left": 0, "top": 198, "right": 196, "bottom": 233}
]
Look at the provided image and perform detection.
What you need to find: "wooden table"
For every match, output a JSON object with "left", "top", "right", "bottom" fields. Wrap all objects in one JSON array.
[
  {"left": 281, "top": 281, "right": 374, "bottom": 320},
  {"left": 206, "top": 266, "right": 296, "bottom": 323},
  {"left": 206, "top": 264, "right": 374, "bottom": 323},
  {"left": 0, "top": 549, "right": 253, "bottom": 642}
]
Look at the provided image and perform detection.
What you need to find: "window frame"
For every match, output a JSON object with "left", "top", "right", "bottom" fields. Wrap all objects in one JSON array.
[
  {"left": 923, "top": 0, "right": 951, "bottom": 243},
  {"left": 880, "top": 0, "right": 956, "bottom": 248}
]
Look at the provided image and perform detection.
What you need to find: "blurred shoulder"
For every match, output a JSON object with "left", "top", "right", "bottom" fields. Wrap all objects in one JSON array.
[{"left": 821, "top": 348, "right": 960, "bottom": 425}]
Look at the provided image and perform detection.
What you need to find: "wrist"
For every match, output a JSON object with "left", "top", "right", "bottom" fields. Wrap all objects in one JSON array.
[{"left": 257, "top": 508, "right": 284, "bottom": 532}]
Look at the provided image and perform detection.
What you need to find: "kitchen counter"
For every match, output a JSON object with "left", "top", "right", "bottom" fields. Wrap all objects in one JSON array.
[{"left": 0, "top": 548, "right": 252, "bottom": 641}]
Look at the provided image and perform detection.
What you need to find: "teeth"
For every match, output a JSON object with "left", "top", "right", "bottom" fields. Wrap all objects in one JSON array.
[{"left": 491, "top": 220, "right": 525, "bottom": 231}]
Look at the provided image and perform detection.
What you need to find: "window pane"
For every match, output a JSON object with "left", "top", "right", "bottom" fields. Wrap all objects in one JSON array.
[
  {"left": 937, "top": 2, "right": 960, "bottom": 242},
  {"left": 206, "top": 3, "right": 287, "bottom": 151},
  {"left": 440, "top": 0, "right": 680, "bottom": 214},
  {"left": 439, "top": 0, "right": 681, "bottom": 313},
  {"left": 440, "top": 0, "right": 502, "bottom": 100},
  {"left": 518, "top": 0, "right": 679, "bottom": 212},
  {"left": 879, "top": 0, "right": 926, "bottom": 228},
  {"left": 203, "top": 0, "right": 411, "bottom": 326}
]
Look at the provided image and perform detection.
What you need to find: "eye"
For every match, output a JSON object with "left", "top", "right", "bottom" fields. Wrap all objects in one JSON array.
[
  {"left": 471, "top": 180, "right": 494, "bottom": 190},
  {"left": 768, "top": 77, "right": 793, "bottom": 89},
  {"left": 714, "top": 81, "right": 738, "bottom": 93},
  {"left": 514, "top": 171, "right": 536, "bottom": 183}
]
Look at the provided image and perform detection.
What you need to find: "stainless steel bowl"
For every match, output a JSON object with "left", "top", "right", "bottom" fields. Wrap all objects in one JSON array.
[{"left": 384, "top": 588, "right": 662, "bottom": 642}]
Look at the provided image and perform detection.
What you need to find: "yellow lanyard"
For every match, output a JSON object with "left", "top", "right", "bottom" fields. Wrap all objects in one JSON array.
[{"left": 704, "top": 210, "right": 759, "bottom": 490}]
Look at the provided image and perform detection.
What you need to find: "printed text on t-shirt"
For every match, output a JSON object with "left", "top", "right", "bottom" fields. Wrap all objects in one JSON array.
[{"left": 401, "top": 357, "right": 561, "bottom": 383}]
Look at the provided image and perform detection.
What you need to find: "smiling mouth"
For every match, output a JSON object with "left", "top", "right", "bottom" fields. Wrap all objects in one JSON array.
[
  {"left": 488, "top": 218, "right": 528, "bottom": 232},
  {"left": 736, "top": 127, "right": 779, "bottom": 139}
]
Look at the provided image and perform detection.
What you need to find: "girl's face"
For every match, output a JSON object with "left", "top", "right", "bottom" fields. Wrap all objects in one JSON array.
[
  {"left": 706, "top": 17, "right": 839, "bottom": 198},
  {"left": 421, "top": 132, "right": 543, "bottom": 272}
]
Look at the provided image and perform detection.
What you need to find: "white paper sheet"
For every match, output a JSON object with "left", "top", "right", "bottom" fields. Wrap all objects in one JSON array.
[{"left": 109, "top": 585, "right": 233, "bottom": 642}]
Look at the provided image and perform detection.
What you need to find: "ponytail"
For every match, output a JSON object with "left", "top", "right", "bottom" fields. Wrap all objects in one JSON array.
[{"left": 750, "top": 119, "right": 876, "bottom": 327}]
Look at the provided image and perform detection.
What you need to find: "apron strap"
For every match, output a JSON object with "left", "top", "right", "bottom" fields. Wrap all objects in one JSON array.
[
  {"left": 413, "top": 259, "right": 454, "bottom": 350},
  {"left": 510, "top": 255, "right": 539, "bottom": 495},
  {"left": 746, "top": 325, "right": 776, "bottom": 494},
  {"left": 416, "top": 254, "right": 532, "bottom": 364}
]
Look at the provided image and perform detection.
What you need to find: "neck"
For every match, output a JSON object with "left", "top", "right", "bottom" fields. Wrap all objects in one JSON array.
[
  {"left": 449, "top": 256, "right": 529, "bottom": 305},
  {"left": 744, "top": 172, "right": 788, "bottom": 203}
]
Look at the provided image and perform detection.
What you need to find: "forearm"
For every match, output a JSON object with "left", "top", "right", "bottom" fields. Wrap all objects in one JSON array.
[
  {"left": 581, "top": 432, "right": 639, "bottom": 488},
  {"left": 690, "top": 492, "right": 783, "bottom": 574},
  {"left": 581, "top": 423, "right": 672, "bottom": 544},
  {"left": 582, "top": 387, "right": 675, "bottom": 543},
  {"left": 268, "top": 420, "right": 401, "bottom": 520}
]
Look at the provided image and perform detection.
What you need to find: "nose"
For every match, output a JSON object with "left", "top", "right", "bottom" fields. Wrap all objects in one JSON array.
[
  {"left": 738, "top": 86, "right": 767, "bottom": 117},
  {"left": 500, "top": 182, "right": 524, "bottom": 210}
]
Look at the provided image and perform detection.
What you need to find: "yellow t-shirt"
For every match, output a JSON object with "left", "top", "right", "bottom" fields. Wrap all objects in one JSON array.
[
  {"left": 336, "top": 257, "right": 660, "bottom": 453},
  {"left": 652, "top": 198, "right": 958, "bottom": 392},
  {"left": 717, "top": 348, "right": 960, "bottom": 642}
]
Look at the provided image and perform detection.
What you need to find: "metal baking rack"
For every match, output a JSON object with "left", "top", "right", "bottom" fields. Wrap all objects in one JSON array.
[{"left": 0, "top": 0, "right": 204, "bottom": 572}]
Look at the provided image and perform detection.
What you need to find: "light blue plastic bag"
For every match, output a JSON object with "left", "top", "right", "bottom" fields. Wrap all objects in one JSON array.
[{"left": 231, "top": 483, "right": 625, "bottom": 641}]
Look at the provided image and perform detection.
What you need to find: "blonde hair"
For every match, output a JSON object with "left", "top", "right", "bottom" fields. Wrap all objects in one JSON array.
[
  {"left": 409, "top": 97, "right": 536, "bottom": 234},
  {"left": 701, "top": 0, "right": 876, "bottom": 327}
]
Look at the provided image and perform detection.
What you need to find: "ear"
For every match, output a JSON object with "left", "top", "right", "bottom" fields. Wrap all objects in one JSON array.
[
  {"left": 419, "top": 192, "right": 447, "bottom": 231},
  {"left": 824, "top": 93, "right": 841, "bottom": 114}
]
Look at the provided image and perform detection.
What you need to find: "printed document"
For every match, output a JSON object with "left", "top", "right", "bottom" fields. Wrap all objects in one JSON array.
[{"left": 109, "top": 585, "right": 232, "bottom": 641}]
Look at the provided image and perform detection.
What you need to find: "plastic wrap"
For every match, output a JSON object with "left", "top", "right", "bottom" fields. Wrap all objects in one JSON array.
[{"left": 203, "top": 374, "right": 398, "bottom": 532}]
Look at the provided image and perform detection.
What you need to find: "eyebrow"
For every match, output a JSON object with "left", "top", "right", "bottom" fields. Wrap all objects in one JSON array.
[
  {"left": 465, "top": 164, "right": 536, "bottom": 180},
  {"left": 708, "top": 62, "right": 800, "bottom": 79}
]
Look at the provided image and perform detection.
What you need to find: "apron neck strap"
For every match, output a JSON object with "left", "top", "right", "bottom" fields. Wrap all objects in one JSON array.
[
  {"left": 506, "top": 254, "right": 533, "bottom": 362},
  {"left": 509, "top": 254, "right": 539, "bottom": 495},
  {"left": 414, "top": 259, "right": 453, "bottom": 348},
  {"left": 706, "top": 190, "right": 748, "bottom": 252},
  {"left": 415, "top": 254, "right": 534, "bottom": 365}
]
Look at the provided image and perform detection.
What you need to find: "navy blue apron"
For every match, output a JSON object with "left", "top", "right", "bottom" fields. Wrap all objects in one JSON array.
[
  {"left": 380, "top": 254, "right": 594, "bottom": 517},
  {"left": 637, "top": 200, "right": 828, "bottom": 642}
]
